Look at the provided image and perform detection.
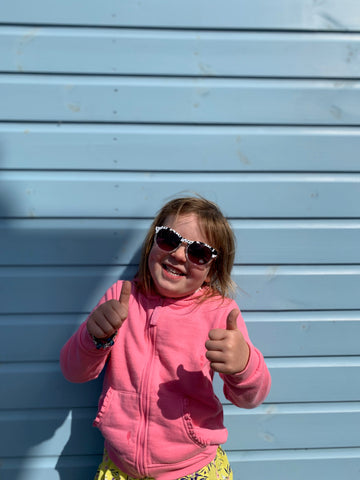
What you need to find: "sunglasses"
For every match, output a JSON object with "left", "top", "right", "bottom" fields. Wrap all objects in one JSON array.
[{"left": 154, "top": 226, "right": 218, "bottom": 266}]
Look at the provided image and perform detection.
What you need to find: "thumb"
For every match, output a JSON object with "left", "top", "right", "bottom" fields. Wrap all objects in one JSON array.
[
  {"left": 119, "top": 280, "right": 131, "bottom": 310},
  {"left": 226, "top": 309, "right": 239, "bottom": 331}
]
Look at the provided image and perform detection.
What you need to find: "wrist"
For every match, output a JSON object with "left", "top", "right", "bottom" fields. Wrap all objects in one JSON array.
[{"left": 90, "top": 331, "right": 118, "bottom": 350}]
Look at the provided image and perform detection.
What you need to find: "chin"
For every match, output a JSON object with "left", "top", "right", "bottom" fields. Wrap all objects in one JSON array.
[{"left": 155, "top": 284, "right": 195, "bottom": 299}]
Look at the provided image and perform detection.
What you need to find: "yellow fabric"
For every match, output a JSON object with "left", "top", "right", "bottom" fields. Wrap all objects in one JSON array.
[{"left": 94, "top": 446, "right": 233, "bottom": 480}]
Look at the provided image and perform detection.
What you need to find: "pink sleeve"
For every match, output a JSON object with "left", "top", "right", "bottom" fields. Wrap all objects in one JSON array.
[
  {"left": 220, "top": 305, "right": 271, "bottom": 408},
  {"left": 59, "top": 281, "right": 122, "bottom": 383},
  {"left": 221, "top": 345, "right": 271, "bottom": 408}
]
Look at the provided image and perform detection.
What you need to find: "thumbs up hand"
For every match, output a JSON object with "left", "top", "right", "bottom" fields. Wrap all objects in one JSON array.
[
  {"left": 87, "top": 281, "right": 131, "bottom": 339},
  {"left": 205, "top": 309, "right": 250, "bottom": 375}
]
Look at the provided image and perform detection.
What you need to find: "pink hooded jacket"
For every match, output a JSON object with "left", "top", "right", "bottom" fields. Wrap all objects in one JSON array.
[{"left": 60, "top": 280, "right": 271, "bottom": 480}]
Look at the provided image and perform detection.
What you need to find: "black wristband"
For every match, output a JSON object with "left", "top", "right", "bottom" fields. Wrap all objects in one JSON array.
[{"left": 91, "top": 331, "right": 118, "bottom": 350}]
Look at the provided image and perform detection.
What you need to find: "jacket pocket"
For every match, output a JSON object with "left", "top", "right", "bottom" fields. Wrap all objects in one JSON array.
[
  {"left": 182, "top": 397, "right": 227, "bottom": 448},
  {"left": 93, "top": 386, "right": 114, "bottom": 427},
  {"left": 93, "top": 390, "right": 141, "bottom": 468}
]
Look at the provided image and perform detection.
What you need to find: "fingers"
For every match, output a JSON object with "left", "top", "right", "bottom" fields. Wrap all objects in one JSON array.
[
  {"left": 88, "top": 300, "right": 123, "bottom": 338},
  {"left": 205, "top": 333, "right": 234, "bottom": 355},
  {"left": 89, "top": 319, "right": 114, "bottom": 339},
  {"left": 205, "top": 344, "right": 237, "bottom": 375}
]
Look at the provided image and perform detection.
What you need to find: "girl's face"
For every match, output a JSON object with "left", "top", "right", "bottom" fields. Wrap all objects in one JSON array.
[{"left": 148, "top": 213, "right": 213, "bottom": 298}]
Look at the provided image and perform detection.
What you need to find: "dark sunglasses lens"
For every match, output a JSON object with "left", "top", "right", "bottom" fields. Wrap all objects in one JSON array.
[
  {"left": 156, "top": 228, "right": 181, "bottom": 251},
  {"left": 188, "top": 243, "right": 213, "bottom": 265}
]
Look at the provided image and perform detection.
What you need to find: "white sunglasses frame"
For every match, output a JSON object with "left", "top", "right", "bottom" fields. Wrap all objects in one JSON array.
[{"left": 154, "top": 226, "right": 218, "bottom": 265}]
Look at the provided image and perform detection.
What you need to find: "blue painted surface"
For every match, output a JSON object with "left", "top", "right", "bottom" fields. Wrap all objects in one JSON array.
[
  {"left": 1, "top": 75, "right": 359, "bottom": 124},
  {"left": 1, "top": 124, "right": 360, "bottom": 172},
  {"left": 2, "top": 0, "right": 360, "bottom": 30},
  {"left": 1, "top": 1, "right": 360, "bottom": 478},
  {"left": 2, "top": 27, "right": 360, "bottom": 77}
]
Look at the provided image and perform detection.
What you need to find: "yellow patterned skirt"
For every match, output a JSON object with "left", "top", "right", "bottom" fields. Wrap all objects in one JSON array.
[{"left": 94, "top": 446, "right": 233, "bottom": 480}]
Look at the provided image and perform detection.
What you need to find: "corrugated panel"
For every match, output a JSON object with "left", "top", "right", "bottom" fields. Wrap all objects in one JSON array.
[
  {"left": 2, "top": 311, "right": 360, "bottom": 363},
  {"left": 2, "top": 404, "right": 360, "bottom": 456},
  {"left": 1, "top": 0, "right": 360, "bottom": 30},
  {"left": 3, "top": 358, "right": 360, "bottom": 407},
  {"left": 2, "top": 27, "right": 360, "bottom": 77},
  {"left": 1, "top": 265, "right": 360, "bottom": 313},
  {"left": 0, "top": 123, "right": 360, "bottom": 172},
  {"left": 1, "top": 124, "right": 360, "bottom": 172},
  {"left": 1, "top": 456, "right": 102, "bottom": 480},
  {"left": 1, "top": 75, "right": 359, "bottom": 124},
  {"left": 229, "top": 449, "right": 360, "bottom": 479},
  {"left": 0, "top": 408, "right": 102, "bottom": 457},
  {"left": 2, "top": 219, "right": 360, "bottom": 265},
  {"left": 1, "top": 172, "right": 360, "bottom": 218},
  {"left": 2, "top": 0, "right": 360, "bottom": 478},
  {"left": 245, "top": 311, "right": 360, "bottom": 357}
]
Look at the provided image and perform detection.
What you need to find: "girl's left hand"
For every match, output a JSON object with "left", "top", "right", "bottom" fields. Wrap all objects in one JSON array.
[{"left": 205, "top": 309, "right": 250, "bottom": 375}]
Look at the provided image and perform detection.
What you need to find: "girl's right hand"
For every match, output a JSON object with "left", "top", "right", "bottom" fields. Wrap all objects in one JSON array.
[{"left": 86, "top": 281, "right": 131, "bottom": 339}]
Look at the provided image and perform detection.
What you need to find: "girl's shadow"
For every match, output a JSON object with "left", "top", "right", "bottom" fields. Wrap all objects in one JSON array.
[
  {"left": 0, "top": 194, "right": 142, "bottom": 480},
  {"left": 55, "top": 261, "right": 139, "bottom": 480}
]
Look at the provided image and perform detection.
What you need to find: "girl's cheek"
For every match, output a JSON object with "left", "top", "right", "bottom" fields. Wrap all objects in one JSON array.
[{"left": 148, "top": 246, "right": 164, "bottom": 274}]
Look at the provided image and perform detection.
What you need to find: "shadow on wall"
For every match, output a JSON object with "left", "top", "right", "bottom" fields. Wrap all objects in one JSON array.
[{"left": 0, "top": 182, "right": 142, "bottom": 479}]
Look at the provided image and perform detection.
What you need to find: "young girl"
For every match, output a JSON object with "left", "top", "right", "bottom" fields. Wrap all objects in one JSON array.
[{"left": 60, "top": 196, "right": 271, "bottom": 480}]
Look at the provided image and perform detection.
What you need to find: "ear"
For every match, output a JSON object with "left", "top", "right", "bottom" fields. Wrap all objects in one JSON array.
[{"left": 204, "top": 265, "right": 214, "bottom": 284}]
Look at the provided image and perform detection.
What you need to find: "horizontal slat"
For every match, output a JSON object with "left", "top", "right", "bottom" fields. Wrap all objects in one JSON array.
[
  {"left": 0, "top": 455, "right": 102, "bottom": 480},
  {"left": 1, "top": 172, "right": 360, "bottom": 219},
  {"left": 0, "top": 408, "right": 101, "bottom": 457},
  {"left": 2, "top": 403, "right": 360, "bottom": 457},
  {"left": 226, "top": 403, "right": 360, "bottom": 450},
  {"left": 1, "top": 265, "right": 360, "bottom": 313},
  {"left": 2, "top": 311, "right": 360, "bottom": 362},
  {"left": 1, "top": 75, "right": 359, "bottom": 125},
  {"left": 0, "top": 314, "right": 86, "bottom": 362},
  {"left": 0, "top": 218, "right": 146, "bottom": 265},
  {"left": 234, "top": 265, "right": 360, "bottom": 310},
  {"left": 0, "top": 266, "right": 137, "bottom": 314},
  {"left": 2, "top": 358, "right": 360, "bottom": 409},
  {"left": 2, "top": 27, "right": 360, "bottom": 77},
  {"left": 265, "top": 357, "right": 360, "bottom": 403},
  {"left": 2, "top": 0, "right": 360, "bottom": 30},
  {"left": 216, "top": 357, "right": 360, "bottom": 403},
  {"left": 0, "top": 363, "right": 102, "bottom": 409},
  {"left": 1, "top": 219, "right": 360, "bottom": 265},
  {"left": 244, "top": 311, "right": 360, "bottom": 357},
  {"left": 229, "top": 448, "right": 360, "bottom": 480},
  {"left": 1, "top": 124, "right": 360, "bottom": 172}
]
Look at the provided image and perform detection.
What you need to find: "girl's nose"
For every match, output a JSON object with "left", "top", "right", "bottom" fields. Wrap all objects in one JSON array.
[{"left": 170, "top": 243, "right": 187, "bottom": 262}]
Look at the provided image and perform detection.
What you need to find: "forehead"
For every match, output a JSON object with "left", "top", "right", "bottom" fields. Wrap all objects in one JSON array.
[{"left": 163, "top": 214, "right": 208, "bottom": 242}]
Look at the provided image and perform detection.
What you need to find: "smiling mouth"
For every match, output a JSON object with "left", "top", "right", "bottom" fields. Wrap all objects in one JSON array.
[{"left": 162, "top": 264, "right": 186, "bottom": 277}]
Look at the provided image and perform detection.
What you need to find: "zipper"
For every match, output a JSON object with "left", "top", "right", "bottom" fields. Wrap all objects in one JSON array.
[{"left": 135, "top": 304, "right": 161, "bottom": 475}]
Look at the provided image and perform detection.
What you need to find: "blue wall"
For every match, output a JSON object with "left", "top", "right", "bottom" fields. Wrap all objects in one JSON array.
[{"left": 1, "top": 1, "right": 360, "bottom": 478}]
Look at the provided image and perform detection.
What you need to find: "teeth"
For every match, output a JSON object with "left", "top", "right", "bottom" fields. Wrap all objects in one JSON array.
[{"left": 164, "top": 264, "right": 184, "bottom": 276}]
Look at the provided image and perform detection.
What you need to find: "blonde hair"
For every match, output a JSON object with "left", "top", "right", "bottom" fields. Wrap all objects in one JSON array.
[{"left": 136, "top": 196, "right": 236, "bottom": 299}]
